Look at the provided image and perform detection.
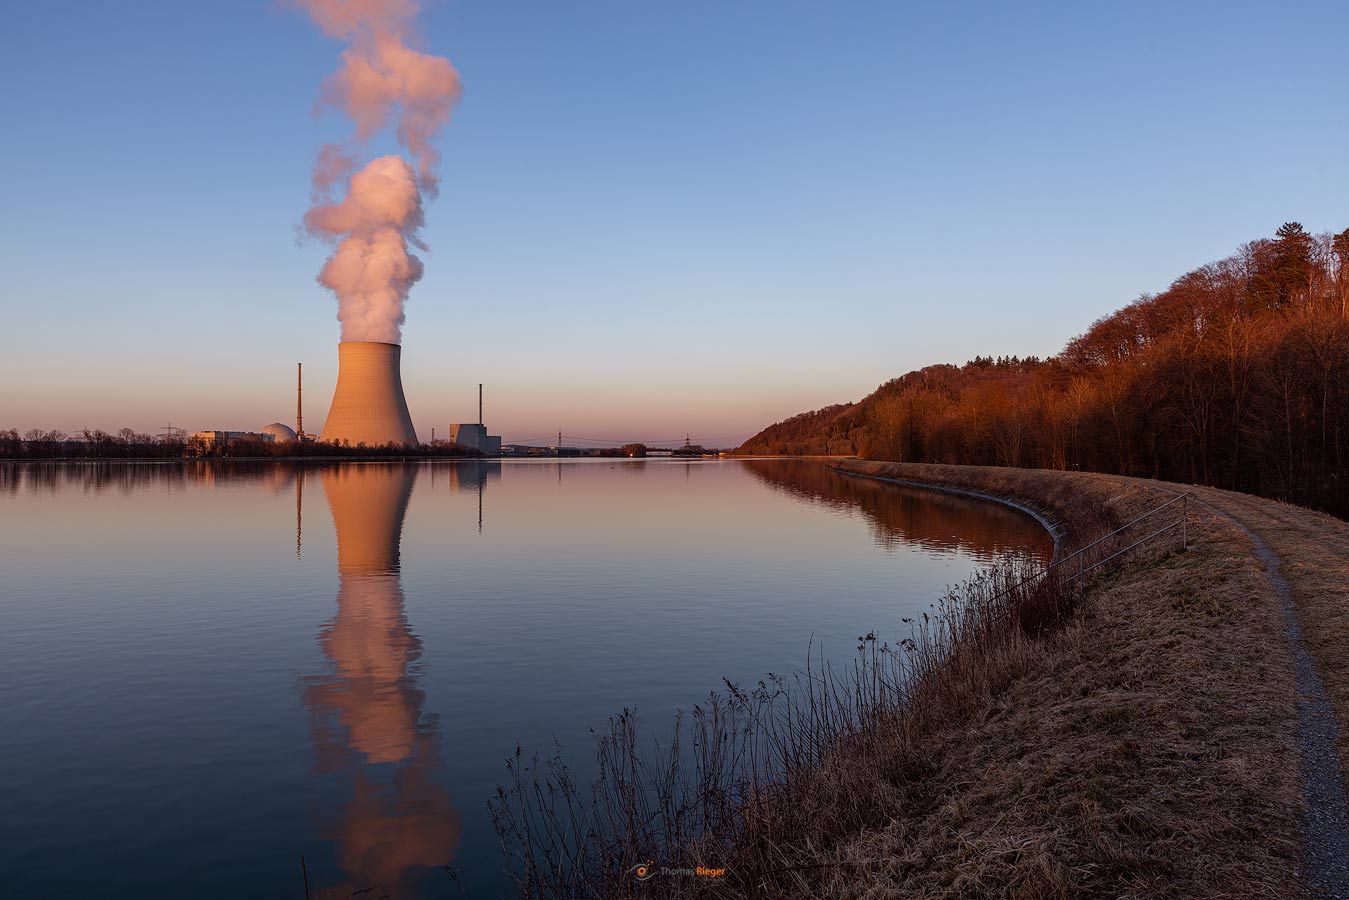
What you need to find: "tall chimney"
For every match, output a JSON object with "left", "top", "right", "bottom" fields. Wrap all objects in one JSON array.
[
  {"left": 478, "top": 383, "right": 483, "bottom": 427},
  {"left": 320, "top": 342, "right": 419, "bottom": 447},
  {"left": 297, "top": 362, "right": 304, "bottom": 440}
]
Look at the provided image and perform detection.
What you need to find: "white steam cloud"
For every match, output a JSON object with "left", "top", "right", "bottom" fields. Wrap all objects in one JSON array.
[{"left": 297, "top": 0, "right": 461, "bottom": 344}]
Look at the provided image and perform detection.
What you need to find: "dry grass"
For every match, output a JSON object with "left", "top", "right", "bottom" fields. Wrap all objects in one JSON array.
[
  {"left": 493, "top": 462, "right": 1307, "bottom": 899},
  {"left": 816, "top": 464, "right": 1302, "bottom": 898},
  {"left": 493, "top": 557, "right": 1083, "bottom": 899},
  {"left": 1173, "top": 482, "right": 1349, "bottom": 781}
]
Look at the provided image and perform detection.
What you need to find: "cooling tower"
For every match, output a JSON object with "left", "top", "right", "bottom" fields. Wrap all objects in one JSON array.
[{"left": 320, "top": 341, "right": 419, "bottom": 447}]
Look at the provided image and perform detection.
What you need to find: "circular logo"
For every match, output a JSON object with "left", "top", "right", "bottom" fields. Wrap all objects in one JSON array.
[{"left": 632, "top": 863, "right": 653, "bottom": 881}]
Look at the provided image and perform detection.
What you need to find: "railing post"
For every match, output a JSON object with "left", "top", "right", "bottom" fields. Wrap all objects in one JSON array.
[{"left": 1182, "top": 494, "right": 1188, "bottom": 551}]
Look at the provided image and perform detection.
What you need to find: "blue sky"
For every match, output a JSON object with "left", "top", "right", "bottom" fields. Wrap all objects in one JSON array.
[{"left": 2, "top": 0, "right": 1346, "bottom": 444}]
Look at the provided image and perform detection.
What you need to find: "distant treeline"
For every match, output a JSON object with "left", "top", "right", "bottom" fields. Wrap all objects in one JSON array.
[
  {"left": 739, "top": 223, "right": 1349, "bottom": 516},
  {"left": 0, "top": 428, "right": 482, "bottom": 460},
  {"left": 0, "top": 429, "right": 186, "bottom": 459}
]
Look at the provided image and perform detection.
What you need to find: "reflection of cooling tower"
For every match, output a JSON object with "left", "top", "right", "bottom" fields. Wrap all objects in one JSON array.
[
  {"left": 308, "top": 463, "right": 461, "bottom": 893},
  {"left": 324, "top": 465, "right": 416, "bottom": 575},
  {"left": 316, "top": 465, "right": 421, "bottom": 762},
  {"left": 320, "top": 342, "right": 419, "bottom": 447}
]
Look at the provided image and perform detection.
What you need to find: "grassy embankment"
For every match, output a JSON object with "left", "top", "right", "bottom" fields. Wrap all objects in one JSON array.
[
  {"left": 496, "top": 461, "right": 1315, "bottom": 898},
  {"left": 812, "top": 461, "right": 1304, "bottom": 898}
]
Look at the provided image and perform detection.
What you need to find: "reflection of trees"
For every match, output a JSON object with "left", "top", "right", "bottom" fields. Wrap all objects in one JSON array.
[
  {"left": 0, "top": 463, "right": 21, "bottom": 497},
  {"left": 10, "top": 459, "right": 509, "bottom": 497},
  {"left": 0, "top": 460, "right": 317, "bottom": 497},
  {"left": 305, "top": 464, "right": 459, "bottom": 897},
  {"left": 0, "top": 459, "right": 495, "bottom": 500},
  {"left": 2, "top": 461, "right": 192, "bottom": 496},
  {"left": 743, "top": 459, "right": 1051, "bottom": 562}
]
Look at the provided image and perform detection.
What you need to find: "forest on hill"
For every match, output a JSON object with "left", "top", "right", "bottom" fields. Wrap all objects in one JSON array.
[{"left": 739, "top": 223, "right": 1349, "bottom": 516}]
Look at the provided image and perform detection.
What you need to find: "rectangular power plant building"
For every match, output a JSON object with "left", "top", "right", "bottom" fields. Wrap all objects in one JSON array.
[
  {"left": 190, "top": 430, "right": 275, "bottom": 446},
  {"left": 448, "top": 423, "right": 501, "bottom": 455}
]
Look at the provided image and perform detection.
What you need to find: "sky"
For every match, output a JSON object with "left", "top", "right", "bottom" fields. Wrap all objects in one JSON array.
[{"left": 2, "top": 0, "right": 1347, "bottom": 446}]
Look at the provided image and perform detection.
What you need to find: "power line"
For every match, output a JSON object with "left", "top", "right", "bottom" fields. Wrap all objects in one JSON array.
[{"left": 501, "top": 433, "right": 747, "bottom": 447}]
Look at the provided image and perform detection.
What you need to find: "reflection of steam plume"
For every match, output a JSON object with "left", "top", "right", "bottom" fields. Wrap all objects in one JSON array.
[
  {"left": 306, "top": 465, "right": 459, "bottom": 895},
  {"left": 314, "top": 573, "right": 421, "bottom": 763},
  {"left": 297, "top": 0, "right": 461, "bottom": 344}
]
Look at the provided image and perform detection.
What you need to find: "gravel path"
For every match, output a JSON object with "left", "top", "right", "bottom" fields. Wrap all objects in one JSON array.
[{"left": 1202, "top": 499, "right": 1349, "bottom": 899}]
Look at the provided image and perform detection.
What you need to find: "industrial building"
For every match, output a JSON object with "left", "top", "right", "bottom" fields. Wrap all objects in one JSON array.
[
  {"left": 447, "top": 423, "right": 501, "bottom": 455},
  {"left": 190, "top": 430, "right": 275, "bottom": 447},
  {"left": 448, "top": 384, "right": 501, "bottom": 455},
  {"left": 262, "top": 422, "right": 298, "bottom": 442}
]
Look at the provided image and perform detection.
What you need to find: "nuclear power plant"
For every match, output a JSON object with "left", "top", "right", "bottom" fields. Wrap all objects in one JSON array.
[
  {"left": 191, "top": 350, "right": 510, "bottom": 454},
  {"left": 320, "top": 341, "right": 419, "bottom": 447}
]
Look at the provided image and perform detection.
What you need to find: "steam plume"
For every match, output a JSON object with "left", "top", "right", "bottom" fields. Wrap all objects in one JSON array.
[{"left": 298, "top": 0, "right": 461, "bottom": 344}]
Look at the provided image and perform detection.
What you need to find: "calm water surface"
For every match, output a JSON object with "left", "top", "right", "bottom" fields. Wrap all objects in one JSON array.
[{"left": 0, "top": 459, "right": 1050, "bottom": 898}]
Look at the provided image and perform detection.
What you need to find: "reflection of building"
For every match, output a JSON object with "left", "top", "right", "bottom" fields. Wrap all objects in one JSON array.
[
  {"left": 430, "top": 460, "right": 500, "bottom": 534},
  {"left": 434, "top": 460, "right": 501, "bottom": 493},
  {"left": 305, "top": 464, "right": 459, "bottom": 896}
]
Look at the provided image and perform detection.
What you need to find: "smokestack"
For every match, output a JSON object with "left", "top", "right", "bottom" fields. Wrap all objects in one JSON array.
[
  {"left": 478, "top": 383, "right": 482, "bottom": 427},
  {"left": 297, "top": 362, "right": 305, "bottom": 439},
  {"left": 320, "top": 341, "right": 419, "bottom": 447}
]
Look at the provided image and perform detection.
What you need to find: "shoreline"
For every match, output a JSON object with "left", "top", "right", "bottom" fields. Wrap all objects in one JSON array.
[
  {"left": 827, "top": 460, "right": 1347, "bottom": 898},
  {"left": 503, "top": 460, "right": 1343, "bottom": 897},
  {"left": 828, "top": 462, "right": 1067, "bottom": 560}
]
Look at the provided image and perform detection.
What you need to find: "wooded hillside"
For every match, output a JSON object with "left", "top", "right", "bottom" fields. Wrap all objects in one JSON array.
[{"left": 739, "top": 223, "right": 1349, "bottom": 516}]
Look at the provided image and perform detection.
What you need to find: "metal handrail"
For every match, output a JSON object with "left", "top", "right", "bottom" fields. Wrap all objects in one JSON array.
[
  {"left": 1068, "top": 518, "right": 1183, "bottom": 580},
  {"left": 1050, "top": 491, "right": 1190, "bottom": 576},
  {"left": 830, "top": 464, "right": 1194, "bottom": 603},
  {"left": 1048, "top": 491, "right": 1192, "bottom": 586},
  {"left": 967, "top": 490, "right": 1192, "bottom": 603}
]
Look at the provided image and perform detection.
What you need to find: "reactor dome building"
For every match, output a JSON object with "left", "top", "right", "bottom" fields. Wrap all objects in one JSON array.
[
  {"left": 262, "top": 422, "right": 298, "bottom": 443},
  {"left": 320, "top": 341, "right": 419, "bottom": 447}
]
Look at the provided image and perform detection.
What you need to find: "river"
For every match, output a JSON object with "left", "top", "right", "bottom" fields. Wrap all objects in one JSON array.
[{"left": 0, "top": 458, "right": 1050, "bottom": 898}]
